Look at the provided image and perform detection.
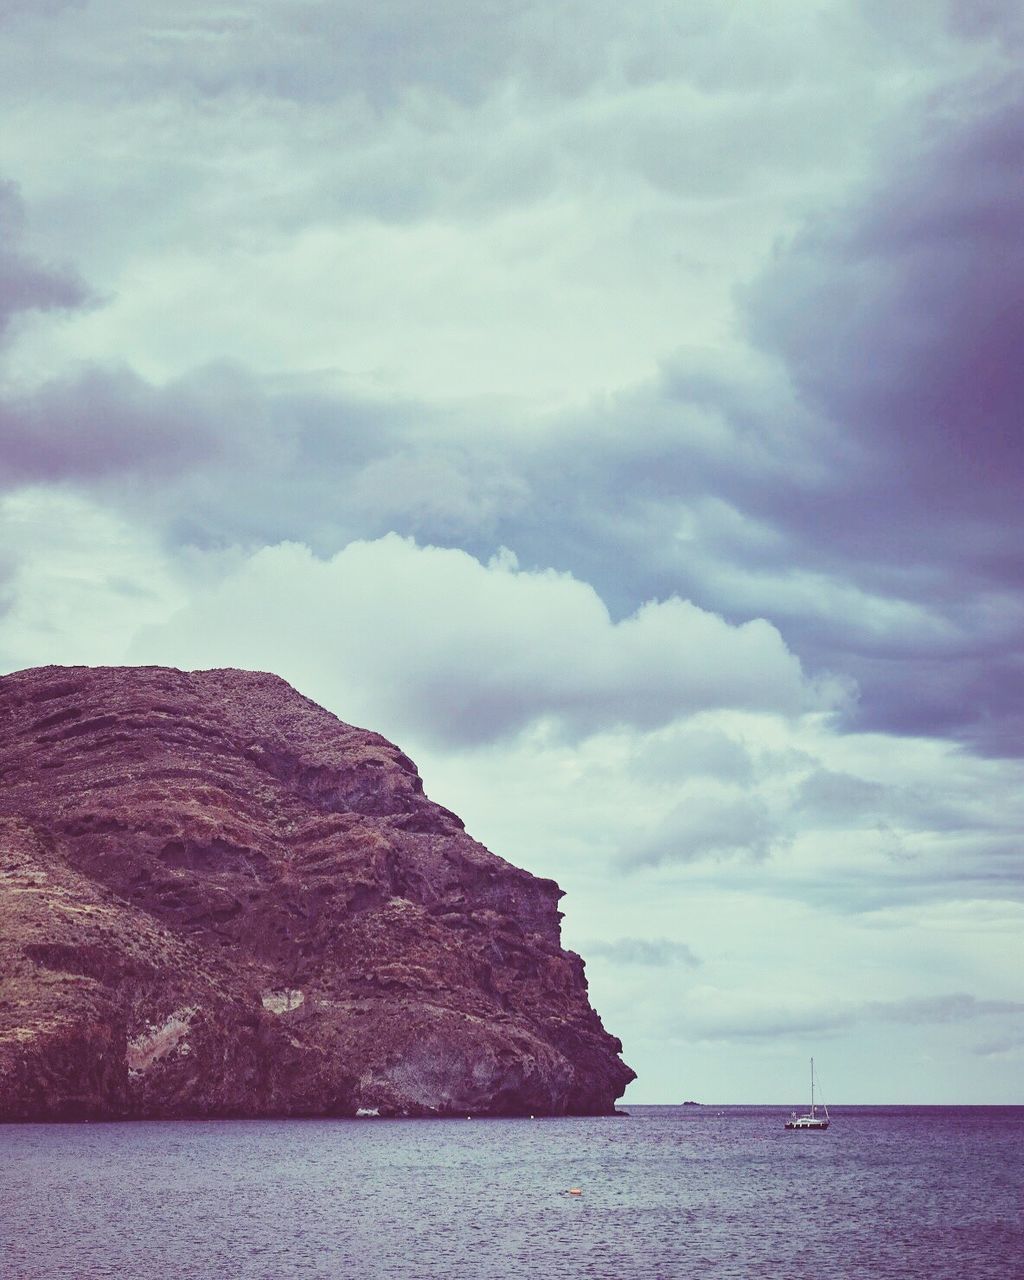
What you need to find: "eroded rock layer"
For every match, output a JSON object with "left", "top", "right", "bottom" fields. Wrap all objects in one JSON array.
[{"left": 0, "top": 665, "right": 634, "bottom": 1119}]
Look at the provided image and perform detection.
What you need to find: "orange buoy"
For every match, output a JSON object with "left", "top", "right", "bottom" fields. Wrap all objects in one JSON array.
[{"left": 568, "top": 1187, "right": 583, "bottom": 1196}]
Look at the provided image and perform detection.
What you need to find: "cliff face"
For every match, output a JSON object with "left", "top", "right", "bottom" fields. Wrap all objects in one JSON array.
[{"left": 0, "top": 665, "right": 634, "bottom": 1120}]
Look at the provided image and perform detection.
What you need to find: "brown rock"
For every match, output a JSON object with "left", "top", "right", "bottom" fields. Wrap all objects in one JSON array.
[{"left": 0, "top": 665, "right": 634, "bottom": 1119}]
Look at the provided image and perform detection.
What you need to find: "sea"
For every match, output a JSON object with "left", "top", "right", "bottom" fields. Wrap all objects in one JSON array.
[{"left": 1, "top": 1106, "right": 1021, "bottom": 1279}]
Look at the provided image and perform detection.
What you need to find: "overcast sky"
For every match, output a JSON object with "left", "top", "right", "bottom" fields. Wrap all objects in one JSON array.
[{"left": 1, "top": 0, "right": 1021, "bottom": 1103}]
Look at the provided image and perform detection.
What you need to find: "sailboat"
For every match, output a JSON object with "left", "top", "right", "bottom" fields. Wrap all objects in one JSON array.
[{"left": 784, "top": 1057, "right": 830, "bottom": 1130}]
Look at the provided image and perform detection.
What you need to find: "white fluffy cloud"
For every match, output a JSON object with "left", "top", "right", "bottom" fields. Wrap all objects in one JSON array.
[{"left": 129, "top": 534, "right": 826, "bottom": 745}]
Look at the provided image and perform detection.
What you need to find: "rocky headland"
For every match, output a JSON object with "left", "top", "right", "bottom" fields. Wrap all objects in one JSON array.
[{"left": 0, "top": 665, "right": 634, "bottom": 1120}]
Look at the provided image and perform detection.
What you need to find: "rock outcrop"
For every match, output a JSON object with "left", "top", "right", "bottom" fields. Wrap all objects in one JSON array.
[{"left": 0, "top": 665, "right": 634, "bottom": 1119}]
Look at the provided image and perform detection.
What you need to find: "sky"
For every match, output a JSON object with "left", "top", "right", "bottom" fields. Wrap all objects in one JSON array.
[{"left": 0, "top": 0, "right": 1022, "bottom": 1104}]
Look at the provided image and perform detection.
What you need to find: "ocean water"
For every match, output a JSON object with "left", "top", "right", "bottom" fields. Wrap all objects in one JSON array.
[{"left": 1, "top": 1106, "right": 1020, "bottom": 1279}]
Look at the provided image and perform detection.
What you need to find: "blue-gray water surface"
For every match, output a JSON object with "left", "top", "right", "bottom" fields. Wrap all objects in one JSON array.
[{"left": 1, "top": 1106, "right": 1021, "bottom": 1279}]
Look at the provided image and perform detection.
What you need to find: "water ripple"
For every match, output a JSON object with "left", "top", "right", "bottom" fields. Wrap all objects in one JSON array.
[{"left": 1, "top": 1107, "right": 1020, "bottom": 1279}]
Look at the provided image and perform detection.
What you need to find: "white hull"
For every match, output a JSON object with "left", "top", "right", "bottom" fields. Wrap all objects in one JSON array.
[{"left": 786, "top": 1057, "right": 830, "bottom": 1130}]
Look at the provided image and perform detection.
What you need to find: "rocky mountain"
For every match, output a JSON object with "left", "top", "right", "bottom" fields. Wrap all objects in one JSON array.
[{"left": 0, "top": 665, "right": 634, "bottom": 1119}]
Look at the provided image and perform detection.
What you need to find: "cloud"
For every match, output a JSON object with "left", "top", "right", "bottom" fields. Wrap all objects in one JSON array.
[
  {"left": 0, "top": 1, "right": 84, "bottom": 23},
  {"left": 0, "top": 179, "right": 89, "bottom": 340},
  {"left": 584, "top": 937, "right": 700, "bottom": 968},
  {"left": 625, "top": 723, "right": 755, "bottom": 786},
  {"left": 0, "top": 0, "right": 912, "bottom": 111},
  {"left": 793, "top": 767, "right": 987, "bottom": 835},
  {"left": 0, "top": 0, "right": 967, "bottom": 410},
  {"left": 0, "top": 361, "right": 461, "bottom": 554},
  {"left": 974, "top": 1032, "right": 1024, "bottom": 1058},
  {"left": 680, "top": 991, "right": 1024, "bottom": 1044},
  {"left": 0, "top": 363, "right": 230, "bottom": 485},
  {"left": 748, "top": 83, "right": 1024, "bottom": 523},
  {"left": 130, "top": 534, "right": 826, "bottom": 747},
  {"left": 629, "top": 789, "right": 779, "bottom": 868},
  {"left": 0, "top": 489, "right": 185, "bottom": 672},
  {"left": 867, "top": 993, "right": 1024, "bottom": 1024},
  {"left": 728, "top": 82, "right": 1024, "bottom": 751},
  {"left": 946, "top": 0, "right": 1024, "bottom": 47}
]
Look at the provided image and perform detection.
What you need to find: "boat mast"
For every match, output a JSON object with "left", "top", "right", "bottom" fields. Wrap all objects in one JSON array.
[{"left": 810, "top": 1057, "right": 815, "bottom": 1117}]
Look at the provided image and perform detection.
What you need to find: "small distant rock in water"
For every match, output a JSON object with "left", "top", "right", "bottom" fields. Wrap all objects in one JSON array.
[{"left": 0, "top": 665, "right": 635, "bottom": 1121}]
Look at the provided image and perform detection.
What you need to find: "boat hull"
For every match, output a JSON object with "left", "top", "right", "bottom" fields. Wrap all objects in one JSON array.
[{"left": 785, "top": 1059, "right": 830, "bottom": 1130}]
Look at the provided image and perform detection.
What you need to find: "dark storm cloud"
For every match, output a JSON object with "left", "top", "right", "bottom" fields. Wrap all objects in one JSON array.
[
  {"left": 0, "top": 180, "right": 89, "bottom": 339},
  {"left": 747, "top": 81, "right": 1024, "bottom": 535},
  {"left": 734, "top": 81, "right": 1024, "bottom": 748}
]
